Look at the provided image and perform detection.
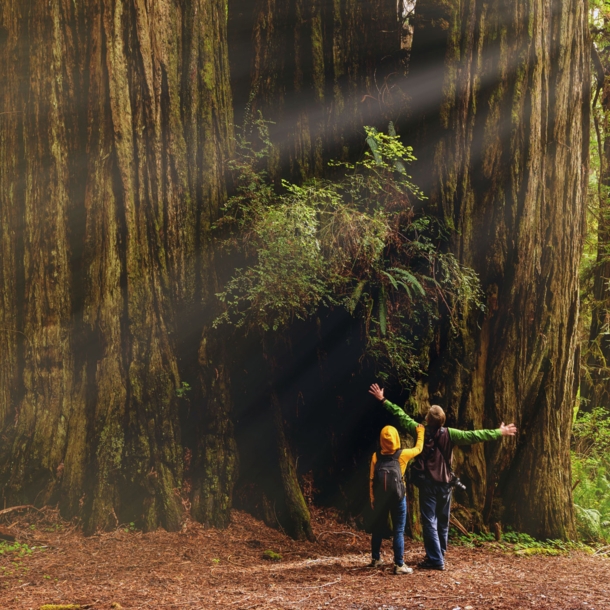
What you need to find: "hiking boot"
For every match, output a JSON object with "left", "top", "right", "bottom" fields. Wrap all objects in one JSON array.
[
  {"left": 417, "top": 559, "right": 445, "bottom": 571},
  {"left": 394, "top": 563, "right": 413, "bottom": 574},
  {"left": 367, "top": 559, "right": 383, "bottom": 568}
]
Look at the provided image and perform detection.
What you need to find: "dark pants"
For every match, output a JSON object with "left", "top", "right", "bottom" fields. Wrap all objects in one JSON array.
[
  {"left": 419, "top": 482, "right": 452, "bottom": 566},
  {"left": 371, "top": 496, "right": 407, "bottom": 566}
]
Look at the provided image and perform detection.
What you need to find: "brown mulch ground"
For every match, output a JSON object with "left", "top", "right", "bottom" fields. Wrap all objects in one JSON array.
[{"left": 0, "top": 507, "right": 608, "bottom": 610}]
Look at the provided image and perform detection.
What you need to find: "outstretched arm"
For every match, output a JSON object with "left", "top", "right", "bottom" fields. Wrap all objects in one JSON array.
[
  {"left": 369, "top": 383, "right": 418, "bottom": 436},
  {"left": 448, "top": 422, "right": 517, "bottom": 445}
]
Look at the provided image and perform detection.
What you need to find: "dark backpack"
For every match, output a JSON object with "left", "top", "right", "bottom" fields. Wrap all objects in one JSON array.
[
  {"left": 410, "top": 426, "right": 453, "bottom": 487},
  {"left": 373, "top": 449, "right": 405, "bottom": 505}
]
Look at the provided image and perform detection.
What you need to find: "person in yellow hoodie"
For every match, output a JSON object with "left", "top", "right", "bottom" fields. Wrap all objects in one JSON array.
[{"left": 369, "top": 423, "right": 424, "bottom": 573}]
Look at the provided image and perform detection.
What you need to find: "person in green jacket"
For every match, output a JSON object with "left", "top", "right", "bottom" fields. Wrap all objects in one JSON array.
[{"left": 369, "top": 383, "right": 517, "bottom": 571}]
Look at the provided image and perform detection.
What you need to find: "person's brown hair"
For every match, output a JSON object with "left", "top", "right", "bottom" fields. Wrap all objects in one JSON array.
[{"left": 426, "top": 405, "right": 446, "bottom": 428}]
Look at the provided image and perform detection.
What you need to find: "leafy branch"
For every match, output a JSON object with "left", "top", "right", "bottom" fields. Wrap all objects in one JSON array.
[{"left": 214, "top": 119, "right": 484, "bottom": 389}]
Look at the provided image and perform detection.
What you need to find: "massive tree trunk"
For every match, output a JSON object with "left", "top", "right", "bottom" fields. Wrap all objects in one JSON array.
[
  {"left": 406, "top": 0, "right": 589, "bottom": 538},
  {"left": 0, "top": 0, "right": 236, "bottom": 532}
]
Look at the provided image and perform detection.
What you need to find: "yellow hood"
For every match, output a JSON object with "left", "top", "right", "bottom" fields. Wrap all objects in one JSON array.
[{"left": 379, "top": 425, "right": 401, "bottom": 454}]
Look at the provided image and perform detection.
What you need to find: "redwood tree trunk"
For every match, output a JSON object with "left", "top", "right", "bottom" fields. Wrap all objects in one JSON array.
[
  {"left": 0, "top": 0, "right": 236, "bottom": 533},
  {"left": 406, "top": 0, "right": 589, "bottom": 538}
]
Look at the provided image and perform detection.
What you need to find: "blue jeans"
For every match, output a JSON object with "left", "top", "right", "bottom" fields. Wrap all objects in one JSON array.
[
  {"left": 371, "top": 496, "right": 407, "bottom": 566},
  {"left": 419, "top": 482, "right": 452, "bottom": 566}
]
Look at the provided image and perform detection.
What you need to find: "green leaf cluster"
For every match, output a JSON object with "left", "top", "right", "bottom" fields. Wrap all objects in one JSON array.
[
  {"left": 0, "top": 541, "right": 32, "bottom": 556},
  {"left": 215, "top": 120, "right": 484, "bottom": 388}
]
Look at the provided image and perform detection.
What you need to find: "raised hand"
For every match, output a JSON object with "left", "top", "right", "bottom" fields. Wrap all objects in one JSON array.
[
  {"left": 368, "top": 383, "right": 385, "bottom": 402},
  {"left": 499, "top": 422, "right": 517, "bottom": 436}
]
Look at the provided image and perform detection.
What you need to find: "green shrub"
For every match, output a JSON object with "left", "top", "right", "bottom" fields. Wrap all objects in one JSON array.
[
  {"left": 215, "top": 120, "right": 483, "bottom": 390},
  {"left": 571, "top": 406, "right": 610, "bottom": 542}
]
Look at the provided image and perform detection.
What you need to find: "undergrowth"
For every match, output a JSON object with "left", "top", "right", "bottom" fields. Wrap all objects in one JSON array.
[
  {"left": 571, "top": 406, "right": 610, "bottom": 542},
  {"left": 215, "top": 119, "right": 484, "bottom": 390},
  {"left": 450, "top": 528, "right": 598, "bottom": 556},
  {"left": 0, "top": 540, "right": 33, "bottom": 557}
]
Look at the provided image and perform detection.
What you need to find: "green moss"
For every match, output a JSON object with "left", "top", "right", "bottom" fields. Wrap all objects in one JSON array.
[
  {"left": 262, "top": 549, "right": 282, "bottom": 561},
  {"left": 514, "top": 547, "right": 562, "bottom": 557}
]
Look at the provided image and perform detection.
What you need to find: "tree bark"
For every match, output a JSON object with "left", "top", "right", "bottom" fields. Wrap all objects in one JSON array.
[
  {"left": 270, "top": 389, "right": 314, "bottom": 541},
  {"left": 183, "top": 0, "right": 238, "bottom": 529},
  {"left": 0, "top": 0, "right": 236, "bottom": 533},
  {"left": 407, "top": 0, "right": 589, "bottom": 538},
  {"left": 0, "top": 0, "right": 23, "bottom": 444},
  {"left": 0, "top": 0, "right": 87, "bottom": 516}
]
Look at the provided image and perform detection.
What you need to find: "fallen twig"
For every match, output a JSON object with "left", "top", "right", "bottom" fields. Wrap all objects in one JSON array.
[
  {"left": 230, "top": 595, "right": 251, "bottom": 605},
  {"left": 316, "top": 530, "right": 360, "bottom": 542},
  {"left": 296, "top": 577, "right": 342, "bottom": 590},
  {"left": 226, "top": 554, "right": 248, "bottom": 567},
  {"left": 0, "top": 504, "right": 44, "bottom": 516},
  {"left": 450, "top": 515, "right": 470, "bottom": 537}
]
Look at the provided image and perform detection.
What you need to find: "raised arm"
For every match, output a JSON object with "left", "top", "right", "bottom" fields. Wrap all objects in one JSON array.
[
  {"left": 401, "top": 425, "right": 425, "bottom": 461},
  {"left": 369, "top": 383, "right": 419, "bottom": 436}
]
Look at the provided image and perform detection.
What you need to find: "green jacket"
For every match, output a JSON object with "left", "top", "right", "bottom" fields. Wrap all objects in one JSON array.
[{"left": 382, "top": 399, "right": 502, "bottom": 444}]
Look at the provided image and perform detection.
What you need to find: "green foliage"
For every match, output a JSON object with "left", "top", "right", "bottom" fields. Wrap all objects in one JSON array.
[
  {"left": 215, "top": 120, "right": 484, "bottom": 389},
  {"left": 175, "top": 382, "right": 192, "bottom": 399},
  {"left": 571, "top": 407, "right": 610, "bottom": 541},
  {"left": 262, "top": 549, "right": 282, "bottom": 561},
  {"left": 575, "top": 1, "right": 610, "bottom": 545},
  {"left": 450, "top": 528, "right": 593, "bottom": 555},
  {"left": 580, "top": 1, "right": 610, "bottom": 404},
  {"left": 0, "top": 541, "right": 32, "bottom": 557}
]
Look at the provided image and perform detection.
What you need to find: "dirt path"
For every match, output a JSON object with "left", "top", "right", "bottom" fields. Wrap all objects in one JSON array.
[{"left": 0, "top": 508, "right": 608, "bottom": 609}]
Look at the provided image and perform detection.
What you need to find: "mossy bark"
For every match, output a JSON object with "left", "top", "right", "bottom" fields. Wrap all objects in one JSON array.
[
  {"left": 0, "top": 0, "right": 236, "bottom": 533},
  {"left": 407, "top": 0, "right": 589, "bottom": 539},
  {"left": 183, "top": 0, "right": 238, "bottom": 528},
  {"left": 0, "top": 0, "right": 87, "bottom": 516},
  {"left": 270, "top": 389, "right": 314, "bottom": 541},
  {"left": 191, "top": 336, "right": 238, "bottom": 528}
]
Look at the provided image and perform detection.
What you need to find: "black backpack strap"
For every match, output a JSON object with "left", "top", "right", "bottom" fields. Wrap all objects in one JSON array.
[{"left": 392, "top": 449, "right": 402, "bottom": 460}]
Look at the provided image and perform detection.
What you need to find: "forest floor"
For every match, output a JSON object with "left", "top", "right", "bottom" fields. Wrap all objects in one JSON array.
[{"left": 0, "top": 506, "right": 608, "bottom": 610}]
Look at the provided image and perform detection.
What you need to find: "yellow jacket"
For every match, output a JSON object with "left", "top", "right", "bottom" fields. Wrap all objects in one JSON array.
[{"left": 369, "top": 424, "right": 424, "bottom": 504}]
